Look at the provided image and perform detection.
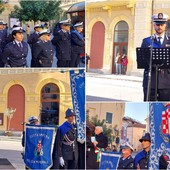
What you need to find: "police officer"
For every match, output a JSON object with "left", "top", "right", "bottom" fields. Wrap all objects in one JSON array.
[
  {"left": 27, "top": 24, "right": 41, "bottom": 67},
  {"left": 53, "top": 108, "right": 78, "bottom": 169},
  {"left": 0, "top": 21, "right": 7, "bottom": 67},
  {"left": 21, "top": 116, "right": 39, "bottom": 169},
  {"left": 134, "top": 132, "right": 151, "bottom": 169},
  {"left": 141, "top": 13, "right": 170, "bottom": 101},
  {"left": 52, "top": 19, "right": 71, "bottom": 67},
  {"left": 5, "top": 24, "right": 20, "bottom": 44},
  {"left": 117, "top": 142, "right": 134, "bottom": 169},
  {"left": 70, "top": 22, "right": 85, "bottom": 67},
  {"left": 32, "top": 29, "right": 54, "bottom": 67},
  {"left": 22, "top": 116, "right": 39, "bottom": 147},
  {"left": 2, "top": 27, "right": 28, "bottom": 67}
]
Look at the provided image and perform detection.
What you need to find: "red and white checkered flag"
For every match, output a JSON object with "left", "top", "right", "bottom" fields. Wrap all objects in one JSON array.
[{"left": 162, "top": 107, "right": 170, "bottom": 135}]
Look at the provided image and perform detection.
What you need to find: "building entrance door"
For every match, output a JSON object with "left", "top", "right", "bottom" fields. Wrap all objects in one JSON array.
[
  {"left": 112, "top": 43, "right": 128, "bottom": 73},
  {"left": 112, "top": 21, "right": 129, "bottom": 74}
]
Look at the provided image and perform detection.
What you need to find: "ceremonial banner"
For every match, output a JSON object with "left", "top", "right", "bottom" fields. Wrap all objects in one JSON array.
[
  {"left": 99, "top": 151, "right": 121, "bottom": 170},
  {"left": 149, "top": 103, "right": 170, "bottom": 169},
  {"left": 24, "top": 124, "right": 55, "bottom": 169},
  {"left": 70, "top": 69, "right": 85, "bottom": 143}
]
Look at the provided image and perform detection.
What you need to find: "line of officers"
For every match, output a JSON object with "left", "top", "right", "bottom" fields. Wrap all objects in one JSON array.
[{"left": 0, "top": 19, "right": 85, "bottom": 68}]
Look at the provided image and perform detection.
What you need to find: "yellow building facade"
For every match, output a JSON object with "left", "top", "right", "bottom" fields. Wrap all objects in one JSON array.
[
  {"left": 86, "top": 0, "right": 170, "bottom": 75},
  {"left": 86, "top": 102, "right": 125, "bottom": 141},
  {"left": 0, "top": 69, "right": 72, "bottom": 132}
]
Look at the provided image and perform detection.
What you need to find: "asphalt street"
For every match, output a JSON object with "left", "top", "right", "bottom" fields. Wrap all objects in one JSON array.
[
  {"left": 0, "top": 137, "right": 25, "bottom": 169},
  {"left": 86, "top": 73, "right": 143, "bottom": 102}
]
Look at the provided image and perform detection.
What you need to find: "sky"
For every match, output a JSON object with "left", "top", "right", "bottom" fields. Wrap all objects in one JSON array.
[{"left": 124, "top": 102, "right": 149, "bottom": 124}]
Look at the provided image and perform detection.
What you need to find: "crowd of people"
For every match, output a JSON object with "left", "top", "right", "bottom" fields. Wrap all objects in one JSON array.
[
  {"left": 86, "top": 126, "right": 169, "bottom": 169},
  {"left": 0, "top": 19, "right": 85, "bottom": 68}
]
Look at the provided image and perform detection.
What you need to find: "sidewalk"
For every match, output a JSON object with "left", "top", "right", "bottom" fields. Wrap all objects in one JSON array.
[
  {"left": 86, "top": 72, "right": 143, "bottom": 82},
  {"left": 0, "top": 135, "right": 22, "bottom": 142}
]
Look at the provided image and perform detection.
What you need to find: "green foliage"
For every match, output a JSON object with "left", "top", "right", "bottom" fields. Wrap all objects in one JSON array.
[
  {"left": 10, "top": 0, "right": 62, "bottom": 22},
  {"left": 89, "top": 115, "right": 119, "bottom": 144},
  {"left": 0, "top": 0, "right": 5, "bottom": 14}
]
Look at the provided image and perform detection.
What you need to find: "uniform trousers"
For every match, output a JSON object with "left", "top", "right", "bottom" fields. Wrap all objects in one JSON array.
[
  {"left": 57, "top": 60, "right": 70, "bottom": 67},
  {"left": 144, "top": 88, "right": 170, "bottom": 101},
  {"left": 70, "top": 52, "right": 80, "bottom": 67},
  {"left": 60, "top": 160, "right": 77, "bottom": 169}
]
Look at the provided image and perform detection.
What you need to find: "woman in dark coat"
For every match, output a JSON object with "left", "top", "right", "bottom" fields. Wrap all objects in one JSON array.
[{"left": 32, "top": 29, "right": 54, "bottom": 67}]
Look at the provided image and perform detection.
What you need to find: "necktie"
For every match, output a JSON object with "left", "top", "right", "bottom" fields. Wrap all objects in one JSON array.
[
  {"left": 158, "top": 37, "right": 162, "bottom": 45},
  {"left": 18, "top": 43, "right": 22, "bottom": 50}
]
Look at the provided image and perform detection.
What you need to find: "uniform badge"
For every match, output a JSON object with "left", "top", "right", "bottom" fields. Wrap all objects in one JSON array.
[{"left": 158, "top": 13, "right": 163, "bottom": 19}]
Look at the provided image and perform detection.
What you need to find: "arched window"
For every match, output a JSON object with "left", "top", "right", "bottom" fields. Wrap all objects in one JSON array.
[
  {"left": 114, "top": 21, "right": 129, "bottom": 43},
  {"left": 41, "top": 83, "right": 60, "bottom": 125}
]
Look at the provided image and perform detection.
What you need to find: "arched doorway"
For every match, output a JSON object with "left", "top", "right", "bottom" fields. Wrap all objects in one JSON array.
[
  {"left": 8, "top": 85, "right": 25, "bottom": 131},
  {"left": 41, "top": 83, "right": 60, "bottom": 125},
  {"left": 112, "top": 21, "right": 129, "bottom": 73},
  {"left": 90, "top": 21, "right": 105, "bottom": 69}
]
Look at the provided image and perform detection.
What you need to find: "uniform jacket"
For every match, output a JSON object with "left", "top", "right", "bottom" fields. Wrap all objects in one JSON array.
[
  {"left": 117, "top": 155, "right": 134, "bottom": 169},
  {"left": 141, "top": 35, "right": 170, "bottom": 89},
  {"left": 32, "top": 40, "right": 54, "bottom": 67},
  {"left": 71, "top": 30, "right": 85, "bottom": 54},
  {"left": 95, "top": 132, "right": 108, "bottom": 148},
  {"left": 0, "top": 29, "right": 7, "bottom": 66},
  {"left": 51, "top": 30, "right": 71, "bottom": 61},
  {"left": 134, "top": 150, "right": 149, "bottom": 169},
  {"left": 2, "top": 41, "right": 28, "bottom": 67},
  {"left": 52, "top": 121, "right": 78, "bottom": 169},
  {"left": 27, "top": 32, "right": 40, "bottom": 49}
]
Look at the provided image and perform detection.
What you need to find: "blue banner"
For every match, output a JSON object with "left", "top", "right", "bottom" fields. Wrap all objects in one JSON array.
[
  {"left": 99, "top": 151, "right": 121, "bottom": 170},
  {"left": 24, "top": 124, "right": 55, "bottom": 169},
  {"left": 70, "top": 69, "right": 85, "bottom": 143},
  {"left": 149, "top": 103, "right": 170, "bottom": 169}
]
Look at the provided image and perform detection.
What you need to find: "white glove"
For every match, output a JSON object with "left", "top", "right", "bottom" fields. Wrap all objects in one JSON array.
[{"left": 59, "top": 157, "right": 65, "bottom": 167}]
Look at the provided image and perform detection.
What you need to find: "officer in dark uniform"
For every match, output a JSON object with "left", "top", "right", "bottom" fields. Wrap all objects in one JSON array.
[
  {"left": 0, "top": 21, "right": 7, "bottom": 67},
  {"left": 53, "top": 108, "right": 78, "bottom": 169},
  {"left": 27, "top": 24, "right": 41, "bottom": 67},
  {"left": 141, "top": 13, "right": 170, "bottom": 101},
  {"left": 32, "top": 29, "right": 54, "bottom": 67},
  {"left": 117, "top": 142, "right": 134, "bottom": 169},
  {"left": 2, "top": 27, "right": 28, "bottom": 67},
  {"left": 52, "top": 19, "right": 71, "bottom": 67},
  {"left": 134, "top": 132, "right": 151, "bottom": 169},
  {"left": 5, "top": 24, "right": 20, "bottom": 44},
  {"left": 70, "top": 22, "right": 85, "bottom": 67}
]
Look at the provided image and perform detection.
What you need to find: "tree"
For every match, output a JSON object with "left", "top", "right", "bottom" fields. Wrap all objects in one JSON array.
[
  {"left": 88, "top": 115, "right": 119, "bottom": 144},
  {"left": 10, "top": 0, "right": 62, "bottom": 24},
  {"left": 0, "top": 0, "right": 5, "bottom": 14}
]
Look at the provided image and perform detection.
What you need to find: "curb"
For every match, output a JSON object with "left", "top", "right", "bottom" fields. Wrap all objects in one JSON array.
[{"left": 86, "top": 73, "right": 143, "bottom": 82}]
